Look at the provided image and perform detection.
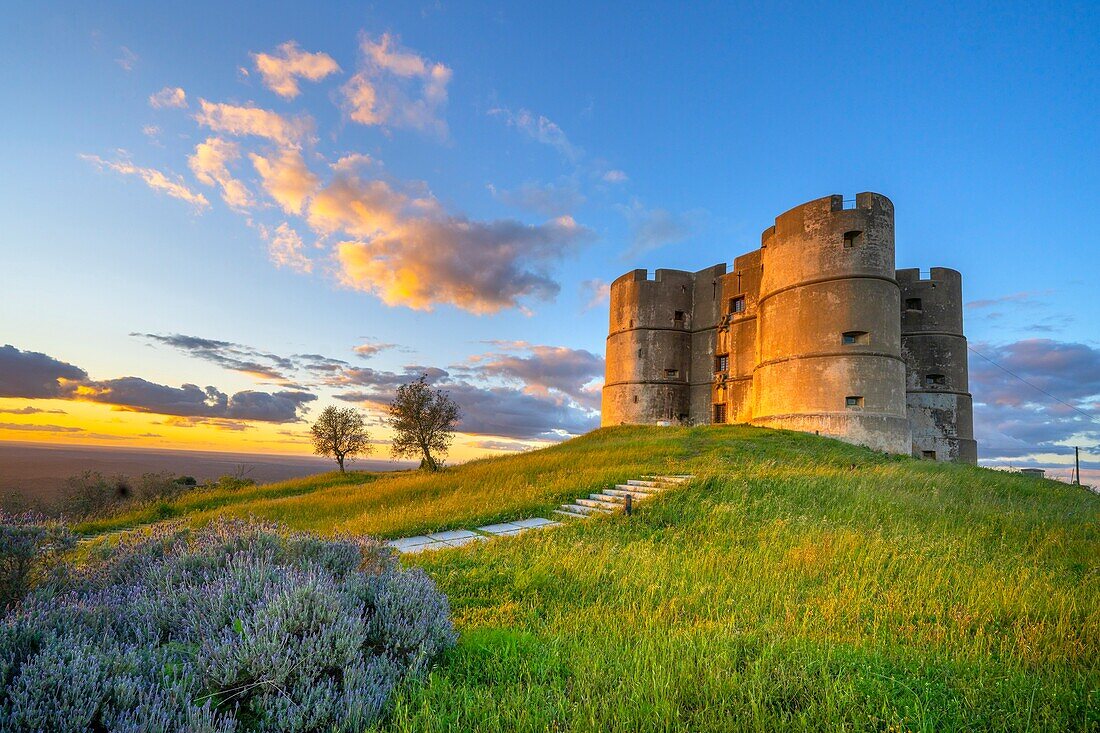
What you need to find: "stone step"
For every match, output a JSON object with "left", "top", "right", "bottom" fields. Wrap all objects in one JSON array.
[
  {"left": 626, "top": 479, "right": 663, "bottom": 487},
  {"left": 603, "top": 488, "right": 651, "bottom": 500},
  {"left": 591, "top": 492, "right": 626, "bottom": 503},
  {"left": 615, "top": 484, "right": 659, "bottom": 494},
  {"left": 560, "top": 503, "right": 610, "bottom": 516},
  {"left": 584, "top": 497, "right": 625, "bottom": 511},
  {"left": 574, "top": 498, "right": 619, "bottom": 511},
  {"left": 643, "top": 474, "right": 694, "bottom": 482},
  {"left": 553, "top": 509, "right": 590, "bottom": 520}
]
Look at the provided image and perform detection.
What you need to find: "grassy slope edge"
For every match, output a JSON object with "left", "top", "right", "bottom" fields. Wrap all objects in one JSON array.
[{"left": 79, "top": 426, "right": 1099, "bottom": 730}]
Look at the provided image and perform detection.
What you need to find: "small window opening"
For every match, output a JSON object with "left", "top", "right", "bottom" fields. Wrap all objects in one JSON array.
[
  {"left": 729, "top": 296, "right": 745, "bottom": 314},
  {"left": 629, "top": 319, "right": 634, "bottom": 328},
  {"left": 715, "top": 354, "right": 729, "bottom": 373},
  {"left": 665, "top": 369, "right": 680, "bottom": 379},
  {"left": 905, "top": 298, "right": 922, "bottom": 312},
  {"left": 674, "top": 310, "right": 685, "bottom": 323},
  {"left": 843, "top": 230, "right": 864, "bottom": 248},
  {"left": 714, "top": 403, "right": 727, "bottom": 423},
  {"left": 926, "top": 373, "right": 946, "bottom": 386},
  {"left": 842, "top": 331, "right": 869, "bottom": 345},
  {"left": 845, "top": 396, "right": 864, "bottom": 409},
  {"left": 633, "top": 395, "right": 638, "bottom": 404},
  {"left": 922, "top": 450, "right": 936, "bottom": 460},
  {"left": 637, "top": 348, "right": 642, "bottom": 358}
]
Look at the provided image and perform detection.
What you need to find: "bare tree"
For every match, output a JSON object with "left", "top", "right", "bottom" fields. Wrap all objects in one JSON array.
[
  {"left": 388, "top": 375, "right": 460, "bottom": 471},
  {"left": 310, "top": 406, "right": 371, "bottom": 473}
]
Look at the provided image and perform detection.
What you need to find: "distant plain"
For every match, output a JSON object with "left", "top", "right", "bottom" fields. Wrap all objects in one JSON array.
[{"left": 0, "top": 441, "right": 407, "bottom": 503}]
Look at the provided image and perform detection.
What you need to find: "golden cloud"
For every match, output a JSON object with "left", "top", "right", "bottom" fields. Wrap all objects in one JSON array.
[{"left": 253, "top": 41, "right": 340, "bottom": 99}]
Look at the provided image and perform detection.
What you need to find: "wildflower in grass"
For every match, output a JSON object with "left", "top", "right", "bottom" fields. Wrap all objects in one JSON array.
[{"left": 0, "top": 518, "right": 456, "bottom": 732}]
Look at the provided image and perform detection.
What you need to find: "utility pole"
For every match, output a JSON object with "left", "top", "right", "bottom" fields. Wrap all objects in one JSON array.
[{"left": 1075, "top": 446, "right": 1081, "bottom": 486}]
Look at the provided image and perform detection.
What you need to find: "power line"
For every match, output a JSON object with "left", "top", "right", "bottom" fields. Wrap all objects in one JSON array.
[{"left": 967, "top": 345, "right": 1098, "bottom": 425}]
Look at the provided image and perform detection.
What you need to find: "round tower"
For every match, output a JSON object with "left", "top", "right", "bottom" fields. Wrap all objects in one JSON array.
[
  {"left": 602, "top": 268, "right": 694, "bottom": 425},
  {"left": 897, "top": 267, "right": 977, "bottom": 463},
  {"left": 750, "top": 193, "right": 911, "bottom": 453}
]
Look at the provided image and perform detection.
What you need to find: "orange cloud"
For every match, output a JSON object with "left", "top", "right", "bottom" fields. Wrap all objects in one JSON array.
[
  {"left": 194, "top": 100, "right": 313, "bottom": 148},
  {"left": 250, "top": 147, "right": 320, "bottom": 215},
  {"left": 81, "top": 154, "right": 209, "bottom": 210},
  {"left": 341, "top": 33, "right": 452, "bottom": 138},
  {"left": 149, "top": 86, "right": 187, "bottom": 109},
  {"left": 188, "top": 137, "right": 252, "bottom": 209},
  {"left": 253, "top": 41, "right": 340, "bottom": 99},
  {"left": 260, "top": 223, "right": 313, "bottom": 273}
]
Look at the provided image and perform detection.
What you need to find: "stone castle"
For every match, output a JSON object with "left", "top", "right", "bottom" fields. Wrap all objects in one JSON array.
[{"left": 601, "top": 192, "right": 977, "bottom": 463}]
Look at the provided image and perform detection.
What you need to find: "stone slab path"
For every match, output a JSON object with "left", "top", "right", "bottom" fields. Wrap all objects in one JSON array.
[{"left": 386, "top": 475, "right": 692, "bottom": 554}]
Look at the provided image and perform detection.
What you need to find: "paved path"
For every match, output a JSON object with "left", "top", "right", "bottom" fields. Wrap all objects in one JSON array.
[{"left": 387, "top": 474, "right": 692, "bottom": 554}]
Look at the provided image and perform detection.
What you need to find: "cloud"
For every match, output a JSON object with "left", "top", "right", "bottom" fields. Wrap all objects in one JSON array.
[
  {"left": 253, "top": 41, "right": 340, "bottom": 99},
  {"left": 335, "top": 214, "right": 590, "bottom": 313},
  {"left": 149, "top": 86, "right": 187, "bottom": 109},
  {"left": 490, "top": 107, "right": 581, "bottom": 161},
  {"left": 133, "top": 333, "right": 294, "bottom": 380},
  {"left": 0, "top": 345, "right": 88, "bottom": 398},
  {"left": 115, "top": 46, "right": 137, "bottom": 71},
  {"left": 493, "top": 180, "right": 585, "bottom": 216},
  {"left": 0, "top": 423, "right": 83, "bottom": 433},
  {"left": 194, "top": 100, "right": 314, "bottom": 148},
  {"left": 602, "top": 169, "right": 628, "bottom": 183},
  {"left": 619, "top": 200, "right": 702, "bottom": 257},
  {"left": 188, "top": 137, "right": 253, "bottom": 209},
  {"left": 966, "top": 290, "right": 1052, "bottom": 309},
  {"left": 162, "top": 416, "right": 254, "bottom": 431},
  {"left": 0, "top": 406, "right": 67, "bottom": 415},
  {"left": 72, "top": 377, "right": 315, "bottom": 422},
  {"left": 580, "top": 279, "right": 611, "bottom": 311},
  {"left": 461, "top": 342, "right": 604, "bottom": 410},
  {"left": 471, "top": 439, "right": 534, "bottom": 452},
  {"left": 249, "top": 147, "right": 320, "bottom": 215},
  {"left": 342, "top": 33, "right": 452, "bottom": 138},
  {"left": 81, "top": 154, "right": 209, "bottom": 210},
  {"left": 353, "top": 341, "right": 397, "bottom": 359},
  {"left": 970, "top": 339, "right": 1100, "bottom": 462},
  {"left": 260, "top": 222, "right": 313, "bottom": 273}
]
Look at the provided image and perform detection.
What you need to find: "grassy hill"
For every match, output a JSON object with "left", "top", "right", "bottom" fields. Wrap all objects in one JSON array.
[{"left": 81, "top": 426, "right": 1098, "bottom": 730}]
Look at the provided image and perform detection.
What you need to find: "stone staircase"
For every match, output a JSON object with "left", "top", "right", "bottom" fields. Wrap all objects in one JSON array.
[{"left": 553, "top": 474, "right": 694, "bottom": 520}]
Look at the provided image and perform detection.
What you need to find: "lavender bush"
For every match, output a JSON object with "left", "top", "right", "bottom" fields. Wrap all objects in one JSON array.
[{"left": 0, "top": 519, "right": 455, "bottom": 732}]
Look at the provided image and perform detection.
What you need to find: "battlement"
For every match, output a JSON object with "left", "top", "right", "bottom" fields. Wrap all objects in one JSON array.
[{"left": 602, "top": 193, "right": 975, "bottom": 464}]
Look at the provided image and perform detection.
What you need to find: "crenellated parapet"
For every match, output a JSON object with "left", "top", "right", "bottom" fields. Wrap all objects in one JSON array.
[
  {"left": 600, "top": 193, "right": 976, "bottom": 463},
  {"left": 897, "top": 267, "right": 977, "bottom": 462}
]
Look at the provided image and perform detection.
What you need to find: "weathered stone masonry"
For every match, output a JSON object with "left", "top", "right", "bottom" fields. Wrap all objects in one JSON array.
[{"left": 601, "top": 193, "right": 977, "bottom": 463}]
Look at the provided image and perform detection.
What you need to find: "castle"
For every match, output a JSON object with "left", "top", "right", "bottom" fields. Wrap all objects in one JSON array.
[{"left": 601, "top": 192, "right": 977, "bottom": 463}]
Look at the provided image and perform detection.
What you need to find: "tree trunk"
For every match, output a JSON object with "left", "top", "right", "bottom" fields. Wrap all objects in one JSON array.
[{"left": 337, "top": 455, "right": 345, "bottom": 473}]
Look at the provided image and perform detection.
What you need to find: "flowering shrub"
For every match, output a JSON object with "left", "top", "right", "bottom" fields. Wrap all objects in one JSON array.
[
  {"left": 0, "top": 511, "right": 76, "bottom": 610},
  {"left": 0, "top": 519, "right": 455, "bottom": 732}
]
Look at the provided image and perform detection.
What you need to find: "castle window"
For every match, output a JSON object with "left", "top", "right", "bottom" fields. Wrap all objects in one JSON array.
[
  {"left": 729, "top": 296, "right": 745, "bottom": 314},
  {"left": 714, "top": 403, "right": 727, "bottom": 423},
  {"left": 905, "top": 298, "right": 922, "bottom": 312},
  {"left": 926, "top": 373, "right": 946, "bottom": 386},
  {"left": 638, "top": 348, "right": 642, "bottom": 358},
  {"left": 845, "top": 396, "right": 864, "bottom": 409},
  {"left": 842, "top": 331, "right": 869, "bottom": 345},
  {"left": 922, "top": 450, "right": 936, "bottom": 460},
  {"left": 843, "top": 230, "right": 864, "bottom": 248},
  {"left": 665, "top": 369, "right": 680, "bottom": 379},
  {"left": 715, "top": 354, "right": 729, "bottom": 373},
  {"left": 674, "top": 310, "right": 685, "bottom": 324},
  {"left": 633, "top": 395, "right": 638, "bottom": 404}
]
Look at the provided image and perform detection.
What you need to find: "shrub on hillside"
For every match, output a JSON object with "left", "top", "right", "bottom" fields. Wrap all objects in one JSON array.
[
  {"left": 0, "top": 512, "right": 76, "bottom": 610},
  {"left": 206, "top": 474, "right": 258, "bottom": 492},
  {"left": 0, "top": 519, "right": 456, "bottom": 732},
  {"left": 61, "top": 471, "right": 133, "bottom": 516}
]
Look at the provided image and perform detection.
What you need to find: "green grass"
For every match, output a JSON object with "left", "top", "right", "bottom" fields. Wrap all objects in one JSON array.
[{"left": 79, "top": 426, "right": 1100, "bottom": 730}]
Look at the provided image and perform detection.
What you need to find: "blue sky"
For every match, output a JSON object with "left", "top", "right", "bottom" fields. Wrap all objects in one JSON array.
[{"left": 0, "top": 1, "right": 1097, "bottom": 474}]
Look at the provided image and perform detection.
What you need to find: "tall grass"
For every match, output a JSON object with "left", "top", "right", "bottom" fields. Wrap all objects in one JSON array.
[{"left": 71, "top": 426, "right": 1099, "bottom": 729}]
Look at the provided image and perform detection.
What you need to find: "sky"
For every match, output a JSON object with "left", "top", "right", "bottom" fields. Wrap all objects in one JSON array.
[{"left": 0, "top": 1, "right": 1097, "bottom": 477}]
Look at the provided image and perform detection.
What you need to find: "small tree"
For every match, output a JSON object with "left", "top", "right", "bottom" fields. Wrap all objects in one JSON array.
[
  {"left": 311, "top": 406, "right": 371, "bottom": 473},
  {"left": 389, "top": 375, "right": 460, "bottom": 471}
]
